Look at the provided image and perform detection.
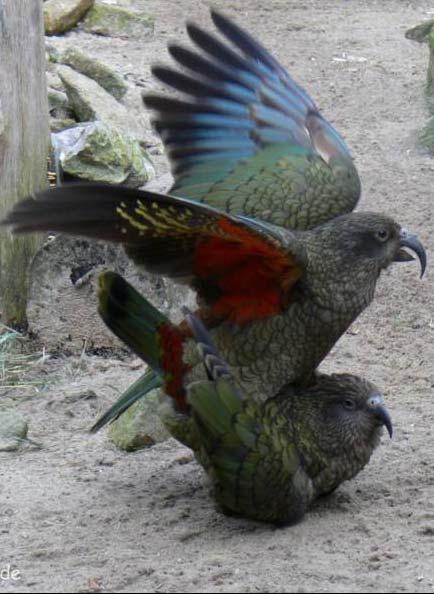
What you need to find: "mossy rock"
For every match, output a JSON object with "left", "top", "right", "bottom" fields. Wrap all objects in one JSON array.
[
  {"left": 55, "top": 121, "right": 154, "bottom": 186},
  {"left": 50, "top": 118, "right": 79, "bottom": 133},
  {"left": 0, "top": 412, "right": 29, "bottom": 451},
  {"left": 57, "top": 64, "right": 145, "bottom": 142},
  {"left": 83, "top": 3, "right": 154, "bottom": 39},
  {"left": 44, "top": 0, "right": 94, "bottom": 35},
  {"left": 46, "top": 44, "right": 63, "bottom": 64},
  {"left": 109, "top": 389, "right": 169, "bottom": 452},
  {"left": 59, "top": 47, "right": 127, "bottom": 101}
]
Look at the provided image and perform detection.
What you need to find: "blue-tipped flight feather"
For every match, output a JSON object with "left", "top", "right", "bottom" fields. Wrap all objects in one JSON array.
[{"left": 143, "top": 8, "right": 360, "bottom": 229}]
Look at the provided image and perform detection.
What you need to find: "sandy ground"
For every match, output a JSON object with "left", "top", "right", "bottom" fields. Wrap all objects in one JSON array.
[{"left": 1, "top": 0, "right": 434, "bottom": 592}]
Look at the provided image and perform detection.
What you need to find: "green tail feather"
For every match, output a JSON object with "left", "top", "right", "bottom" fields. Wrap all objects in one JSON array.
[
  {"left": 90, "top": 369, "right": 163, "bottom": 433},
  {"left": 92, "top": 271, "right": 172, "bottom": 432},
  {"left": 98, "top": 271, "right": 168, "bottom": 372}
]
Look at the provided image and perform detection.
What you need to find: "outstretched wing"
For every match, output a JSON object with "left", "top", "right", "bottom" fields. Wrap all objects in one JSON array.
[
  {"left": 3, "top": 183, "right": 305, "bottom": 325},
  {"left": 144, "top": 9, "right": 361, "bottom": 229},
  {"left": 186, "top": 312, "right": 311, "bottom": 525}
]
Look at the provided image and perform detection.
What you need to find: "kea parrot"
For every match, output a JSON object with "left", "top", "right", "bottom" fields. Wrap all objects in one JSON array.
[
  {"left": 143, "top": 298, "right": 394, "bottom": 525},
  {"left": 2, "top": 10, "right": 426, "bottom": 425}
]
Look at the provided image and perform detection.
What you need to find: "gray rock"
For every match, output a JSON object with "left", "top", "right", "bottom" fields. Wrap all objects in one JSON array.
[
  {"left": 59, "top": 47, "right": 127, "bottom": 101},
  {"left": 57, "top": 65, "right": 145, "bottom": 142},
  {"left": 145, "top": 172, "right": 174, "bottom": 194},
  {"left": 46, "top": 68, "right": 65, "bottom": 93},
  {"left": 109, "top": 388, "right": 169, "bottom": 451},
  {"left": 27, "top": 236, "right": 196, "bottom": 354},
  {"left": 46, "top": 44, "right": 63, "bottom": 64},
  {"left": 0, "top": 412, "right": 28, "bottom": 451},
  {"left": 52, "top": 122, "right": 154, "bottom": 186},
  {"left": 44, "top": 0, "right": 94, "bottom": 35},
  {"left": 48, "top": 88, "right": 75, "bottom": 121},
  {"left": 83, "top": 2, "right": 154, "bottom": 39},
  {"left": 48, "top": 88, "right": 69, "bottom": 112}
]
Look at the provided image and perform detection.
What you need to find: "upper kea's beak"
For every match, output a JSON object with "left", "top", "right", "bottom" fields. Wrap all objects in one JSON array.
[
  {"left": 395, "top": 229, "right": 427, "bottom": 278},
  {"left": 368, "top": 393, "right": 393, "bottom": 438}
]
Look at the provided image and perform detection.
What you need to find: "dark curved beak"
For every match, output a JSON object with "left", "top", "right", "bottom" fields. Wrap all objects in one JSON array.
[
  {"left": 395, "top": 229, "right": 427, "bottom": 278},
  {"left": 374, "top": 405, "right": 393, "bottom": 439},
  {"left": 368, "top": 394, "right": 393, "bottom": 438}
]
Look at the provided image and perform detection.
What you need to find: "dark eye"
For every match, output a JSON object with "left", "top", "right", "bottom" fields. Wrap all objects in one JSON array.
[
  {"left": 342, "top": 399, "right": 356, "bottom": 411},
  {"left": 376, "top": 229, "right": 389, "bottom": 242}
]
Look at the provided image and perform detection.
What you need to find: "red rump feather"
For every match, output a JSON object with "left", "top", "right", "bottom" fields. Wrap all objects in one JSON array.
[
  {"left": 159, "top": 323, "right": 190, "bottom": 413},
  {"left": 193, "top": 218, "right": 301, "bottom": 324}
]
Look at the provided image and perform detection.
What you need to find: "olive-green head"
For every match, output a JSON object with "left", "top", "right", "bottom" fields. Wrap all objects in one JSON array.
[
  {"left": 287, "top": 373, "right": 392, "bottom": 456},
  {"left": 308, "top": 211, "right": 426, "bottom": 277},
  {"left": 301, "top": 211, "right": 426, "bottom": 311}
]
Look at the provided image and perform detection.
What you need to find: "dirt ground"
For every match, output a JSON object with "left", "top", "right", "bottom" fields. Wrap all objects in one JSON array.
[{"left": 1, "top": 0, "right": 434, "bottom": 592}]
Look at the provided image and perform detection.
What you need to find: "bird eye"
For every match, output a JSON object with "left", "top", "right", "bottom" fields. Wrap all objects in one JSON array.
[
  {"left": 376, "top": 229, "right": 389, "bottom": 242},
  {"left": 342, "top": 399, "right": 356, "bottom": 410}
]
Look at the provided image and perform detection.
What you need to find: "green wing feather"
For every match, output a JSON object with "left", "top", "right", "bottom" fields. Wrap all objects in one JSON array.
[
  {"left": 188, "top": 379, "right": 313, "bottom": 525},
  {"left": 145, "top": 10, "right": 361, "bottom": 230},
  {"left": 178, "top": 146, "right": 360, "bottom": 230}
]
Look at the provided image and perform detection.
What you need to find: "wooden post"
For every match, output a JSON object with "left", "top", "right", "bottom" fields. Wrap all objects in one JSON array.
[{"left": 0, "top": 1, "right": 49, "bottom": 327}]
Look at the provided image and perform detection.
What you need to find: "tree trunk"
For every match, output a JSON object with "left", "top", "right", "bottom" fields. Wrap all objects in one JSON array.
[{"left": 0, "top": 1, "right": 49, "bottom": 327}]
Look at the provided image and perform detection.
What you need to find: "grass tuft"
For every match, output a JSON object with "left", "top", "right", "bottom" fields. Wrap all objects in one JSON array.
[{"left": 0, "top": 325, "right": 50, "bottom": 393}]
